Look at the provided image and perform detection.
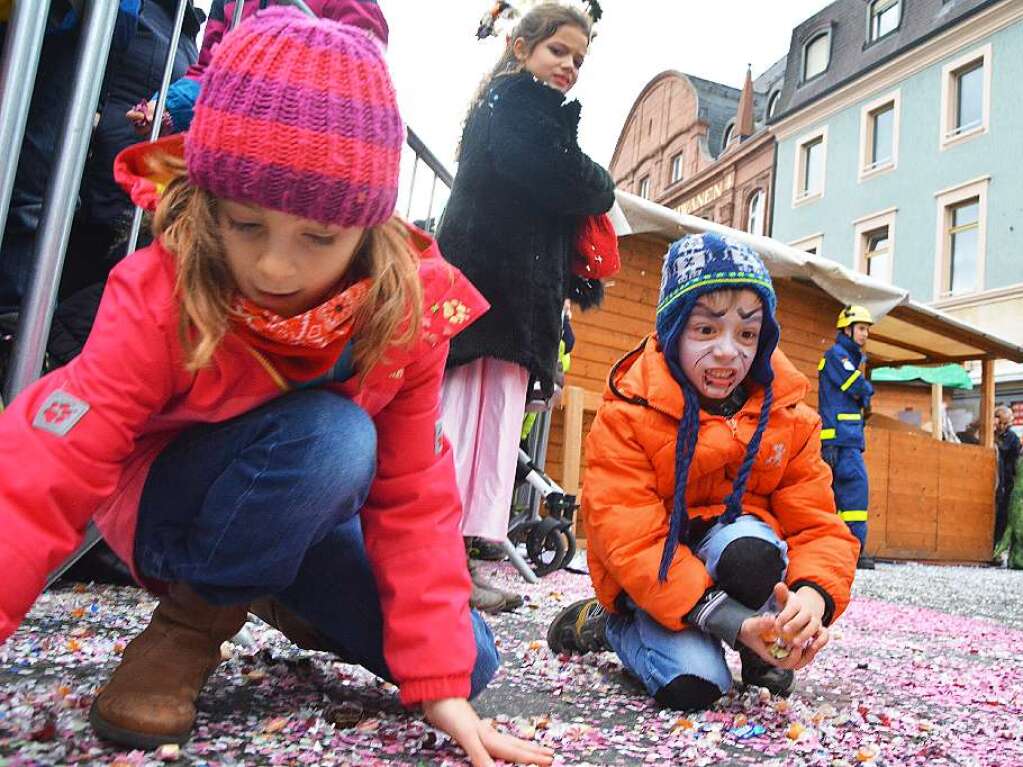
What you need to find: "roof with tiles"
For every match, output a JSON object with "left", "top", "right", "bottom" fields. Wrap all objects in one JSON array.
[{"left": 771, "top": 0, "right": 1000, "bottom": 122}]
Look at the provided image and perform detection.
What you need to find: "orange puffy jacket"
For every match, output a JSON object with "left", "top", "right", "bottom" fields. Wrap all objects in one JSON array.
[{"left": 583, "top": 336, "right": 859, "bottom": 631}]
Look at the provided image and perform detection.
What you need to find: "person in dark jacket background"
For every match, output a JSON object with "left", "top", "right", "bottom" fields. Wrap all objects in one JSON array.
[
  {"left": 125, "top": 0, "right": 388, "bottom": 136},
  {"left": 994, "top": 405, "right": 1020, "bottom": 547},
  {"left": 818, "top": 305, "right": 875, "bottom": 570},
  {"left": 437, "top": 2, "right": 615, "bottom": 612},
  {"left": 0, "top": 0, "right": 202, "bottom": 315}
]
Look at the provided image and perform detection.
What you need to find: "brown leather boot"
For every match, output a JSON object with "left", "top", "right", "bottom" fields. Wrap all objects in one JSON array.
[
  {"left": 468, "top": 560, "right": 507, "bottom": 614},
  {"left": 90, "top": 583, "right": 248, "bottom": 749},
  {"left": 249, "top": 598, "right": 332, "bottom": 651}
]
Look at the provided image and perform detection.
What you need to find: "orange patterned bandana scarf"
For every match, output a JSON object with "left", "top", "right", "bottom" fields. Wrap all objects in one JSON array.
[{"left": 230, "top": 279, "right": 371, "bottom": 383}]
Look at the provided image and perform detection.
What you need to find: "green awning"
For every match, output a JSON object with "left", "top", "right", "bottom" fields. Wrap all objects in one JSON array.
[{"left": 870, "top": 363, "right": 973, "bottom": 390}]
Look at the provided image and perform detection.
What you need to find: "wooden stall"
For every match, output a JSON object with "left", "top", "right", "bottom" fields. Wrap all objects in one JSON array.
[{"left": 546, "top": 198, "right": 1023, "bottom": 563}]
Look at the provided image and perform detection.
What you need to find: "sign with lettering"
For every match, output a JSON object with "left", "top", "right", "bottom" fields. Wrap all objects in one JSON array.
[{"left": 675, "top": 171, "right": 735, "bottom": 215}]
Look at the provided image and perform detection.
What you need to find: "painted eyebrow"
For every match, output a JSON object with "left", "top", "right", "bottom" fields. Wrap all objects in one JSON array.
[{"left": 691, "top": 303, "right": 726, "bottom": 318}]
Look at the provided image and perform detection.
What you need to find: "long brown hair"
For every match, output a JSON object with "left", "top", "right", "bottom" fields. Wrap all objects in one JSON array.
[
  {"left": 150, "top": 152, "right": 422, "bottom": 376},
  {"left": 460, "top": 3, "right": 592, "bottom": 152}
]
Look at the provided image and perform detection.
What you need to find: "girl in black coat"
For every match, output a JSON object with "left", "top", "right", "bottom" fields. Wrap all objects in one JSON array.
[{"left": 438, "top": 3, "right": 615, "bottom": 612}]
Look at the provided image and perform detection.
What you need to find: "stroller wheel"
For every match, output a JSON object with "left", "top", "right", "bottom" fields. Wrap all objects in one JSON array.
[
  {"left": 562, "top": 526, "right": 578, "bottom": 569},
  {"left": 526, "top": 518, "right": 569, "bottom": 576}
]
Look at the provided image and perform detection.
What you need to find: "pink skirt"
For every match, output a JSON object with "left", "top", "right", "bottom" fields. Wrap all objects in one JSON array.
[{"left": 441, "top": 358, "right": 529, "bottom": 541}]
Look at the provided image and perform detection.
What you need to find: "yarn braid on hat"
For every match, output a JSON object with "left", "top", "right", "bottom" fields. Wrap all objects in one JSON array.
[
  {"left": 185, "top": 7, "right": 404, "bottom": 228},
  {"left": 654, "top": 233, "right": 780, "bottom": 581}
]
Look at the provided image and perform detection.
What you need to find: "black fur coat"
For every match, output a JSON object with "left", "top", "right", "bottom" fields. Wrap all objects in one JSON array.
[{"left": 436, "top": 72, "right": 615, "bottom": 395}]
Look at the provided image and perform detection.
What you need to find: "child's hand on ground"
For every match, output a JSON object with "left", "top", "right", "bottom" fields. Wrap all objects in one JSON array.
[{"left": 422, "top": 697, "right": 555, "bottom": 767}]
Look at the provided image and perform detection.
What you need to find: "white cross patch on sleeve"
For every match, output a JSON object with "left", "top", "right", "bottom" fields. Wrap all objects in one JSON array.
[{"left": 32, "top": 390, "right": 90, "bottom": 437}]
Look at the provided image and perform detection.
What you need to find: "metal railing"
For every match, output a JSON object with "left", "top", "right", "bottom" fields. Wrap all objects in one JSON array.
[
  {"left": 0, "top": 0, "right": 456, "bottom": 584},
  {"left": 2, "top": 0, "right": 455, "bottom": 403},
  {"left": 2, "top": 0, "right": 121, "bottom": 402}
]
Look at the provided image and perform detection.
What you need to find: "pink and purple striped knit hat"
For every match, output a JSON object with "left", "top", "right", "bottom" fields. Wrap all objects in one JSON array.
[{"left": 185, "top": 7, "right": 403, "bottom": 228}]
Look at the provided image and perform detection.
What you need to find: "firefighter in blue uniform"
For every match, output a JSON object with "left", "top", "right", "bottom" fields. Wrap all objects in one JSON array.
[{"left": 819, "top": 305, "right": 875, "bottom": 570}]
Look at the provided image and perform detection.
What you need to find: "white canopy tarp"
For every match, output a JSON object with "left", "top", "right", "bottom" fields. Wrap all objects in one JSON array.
[{"left": 610, "top": 190, "right": 907, "bottom": 320}]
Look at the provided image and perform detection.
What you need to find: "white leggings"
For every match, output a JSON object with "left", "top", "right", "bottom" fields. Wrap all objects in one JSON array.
[{"left": 441, "top": 358, "right": 529, "bottom": 541}]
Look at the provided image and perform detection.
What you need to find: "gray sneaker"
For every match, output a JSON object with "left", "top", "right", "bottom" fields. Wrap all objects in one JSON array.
[{"left": 547, "top": 598, "right": 610, "bottom": 655}]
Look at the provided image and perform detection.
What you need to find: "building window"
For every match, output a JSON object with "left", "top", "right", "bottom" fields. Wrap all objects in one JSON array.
[
  {"left": 638, "top": 175, "right": 651, "bottom": 199},
  {"left": 940, "top": 44, "right": 991, "bottom": 150},
  {"left": 670, "top": 153, "right": 684, "bottom": 184},
  {"left": 790, "top": 234, "right": 824, "bottom": 257},
  {"left": 802, "top": 31, "right": 831, "bottom": 81},
  {"left": 955, "top": 63, "right": 983, "bottom": 132},
  {"left": 869, "top": 0, "right": 900, "bottom": 42},
  {"left": 767, "top": 90, "right": 781, "bottom": 119},
  {"left": 792, "top": 126, "right": 827, "bottom": 205},
  {"left": 858, "top": 90, "right": 900, "bottom": 180},
  {"left": 802, "top": 139, "right": 823, "bottom": 194},
  {"left": 947, "top": 199, "right": 980, "bottom": 295},
  {"left": 746, "top": 189, "right": 765, "bottom": 236},
  {"left": 934, "top": 177, "right": 989, "bottom": 299},
  {"left": 865, "top": 229, "right": 891, "bottom": 277},
  {"left": 870, "top": 105, "right": 895, "bottom": 165},
  {"left": 721, "top": 123, "right": 735, "bottom": 152},
  {"left": 853, "top": 209, "right": 896, "bottom": 283}
]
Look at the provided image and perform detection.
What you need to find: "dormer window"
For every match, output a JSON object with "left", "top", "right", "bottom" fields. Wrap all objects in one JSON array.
[
  {"left": 802, "top": 31, "right": 831, "bottom": 82},
  {"left": 767, "top": 90, "right": 782, "bottom": 119},
  {"left": 869, "top": 0, "right": 901, "bottom": 42},
  {"left": 721, "top": 123, "right": 735, "bottom": 152}
]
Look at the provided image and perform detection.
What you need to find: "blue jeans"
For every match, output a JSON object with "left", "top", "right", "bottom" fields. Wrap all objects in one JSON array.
[
  {"left": 821, "top": 444, "right": 868, "bottom": 550},
  {"left": 135, "top": 389, "right": 498, "bottom": 698},
  {"left": 605, "top": 515, "right": 788, "bottom": 698}
]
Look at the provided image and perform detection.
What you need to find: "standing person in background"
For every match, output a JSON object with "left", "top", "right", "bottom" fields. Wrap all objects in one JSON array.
[
  {"left": 818, "top": 306, "right": 875, "bottom": 570},
  {"left": 126, "top": 0, "right": 388, "bottom": 136},
  {"left": 0, "top": 0, "right": 202, "bottom": 314},
  {"left": 437, "top": 2, "right": 615, "bottom": 613},
  {"left": 994, "top": 405, "right": 1021, "bottom": 548}
]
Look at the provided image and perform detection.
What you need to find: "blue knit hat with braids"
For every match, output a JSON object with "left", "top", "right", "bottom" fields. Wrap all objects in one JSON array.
[{"left": 654, "top": 233, "right": 780, "bottom": 581}]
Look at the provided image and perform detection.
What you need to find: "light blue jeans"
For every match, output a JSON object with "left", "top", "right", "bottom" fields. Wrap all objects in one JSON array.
[{"left": 605, "top": 515, "right": 788, "bottom": 697}]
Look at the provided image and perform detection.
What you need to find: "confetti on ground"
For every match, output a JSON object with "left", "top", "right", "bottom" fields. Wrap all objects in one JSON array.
[{"left": 1, "top": 561, "right": 1022, "bottom": 765}]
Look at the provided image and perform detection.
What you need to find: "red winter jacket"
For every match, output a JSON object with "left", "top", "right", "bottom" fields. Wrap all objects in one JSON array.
[{"left": 0, "top": 145, "right": 487, "bottom": 707}]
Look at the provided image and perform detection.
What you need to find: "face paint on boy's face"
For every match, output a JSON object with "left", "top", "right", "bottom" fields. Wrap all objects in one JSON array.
[{"left": 677, "top": 290, "right": 764, "bottom": 401}]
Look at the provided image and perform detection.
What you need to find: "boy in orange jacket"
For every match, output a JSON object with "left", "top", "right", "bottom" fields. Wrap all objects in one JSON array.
[{"left": 547, "top": 233, "right": 858, "bottom": 710}]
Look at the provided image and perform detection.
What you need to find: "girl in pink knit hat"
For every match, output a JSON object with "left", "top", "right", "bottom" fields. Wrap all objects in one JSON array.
[{"left": 0, "top": 9, "right": 551, "bottom": 766}]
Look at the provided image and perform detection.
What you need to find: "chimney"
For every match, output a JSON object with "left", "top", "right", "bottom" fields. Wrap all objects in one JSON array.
[{"left": 736, "top": 64, "right": 755, "bottom": 140}]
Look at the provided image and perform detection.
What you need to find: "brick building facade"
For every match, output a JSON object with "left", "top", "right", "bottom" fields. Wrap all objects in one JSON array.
[{"left": 609, "top": 61, "right": 785, "bottom": 235}]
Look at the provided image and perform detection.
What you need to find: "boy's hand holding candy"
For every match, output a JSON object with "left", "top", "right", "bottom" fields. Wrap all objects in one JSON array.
[{"left": 738, "top": 582, "right": 830, "bottom": 670}]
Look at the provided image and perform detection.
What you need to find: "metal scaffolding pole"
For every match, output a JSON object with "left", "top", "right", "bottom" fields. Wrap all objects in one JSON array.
[
  {"left": 0, "top": 1, "right": 50, "bottom": 251},
  {"left": 230, "top": 0, "right": 246, "bottom": 29},
  {"left": 3, "top": 0, "right": 121, "bottom": 402},
  {"left": 124, "top": 0, "right": 191, "bottom": 256}
]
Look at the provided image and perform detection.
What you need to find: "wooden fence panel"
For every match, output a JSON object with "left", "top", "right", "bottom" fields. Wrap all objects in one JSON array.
[
  {"left": 864, "top": 428, "right": 890, "bottom": 556},
  {"left": 882, "top": 432, "right": 940, "bottom": 558},
  {"left": 936, "top": 443, "right": 996, "bottom": 560}
]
